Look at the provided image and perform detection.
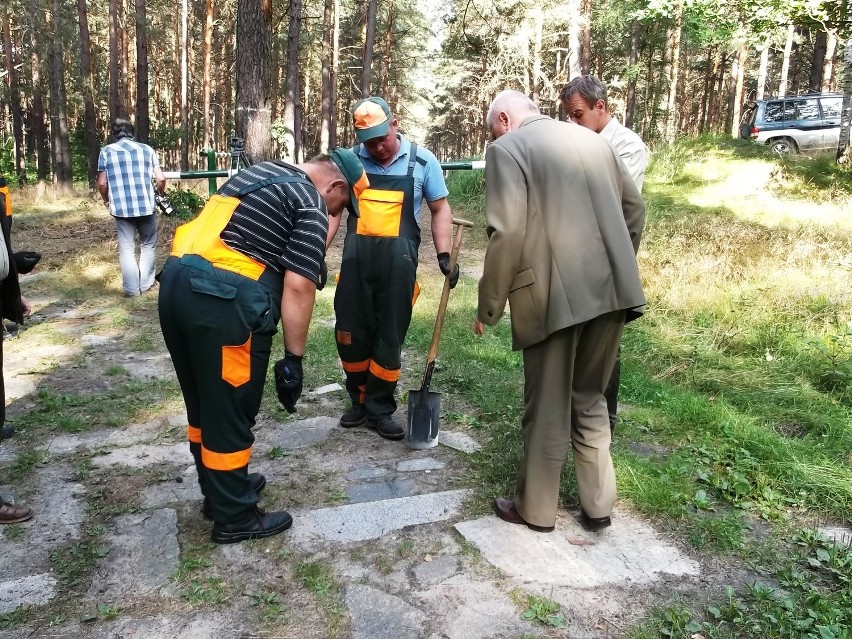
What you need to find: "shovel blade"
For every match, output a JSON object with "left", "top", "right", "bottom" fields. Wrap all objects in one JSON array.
[{"left": 406, "top": 388, "right": 441, "bottom": 449}]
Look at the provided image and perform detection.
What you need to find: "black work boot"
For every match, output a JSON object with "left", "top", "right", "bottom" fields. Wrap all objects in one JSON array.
[
  {"left": 201, "top": 473, "right": 266, "bottom": 520},
  {"left": 211, "top": 506, "right": 293, "bottom": 544},
  {"left": 339, "top": 404, "right": 366, "bottom": 428},
  {"left": 366, "top": 415, "right": 404, "bottom": 441}
]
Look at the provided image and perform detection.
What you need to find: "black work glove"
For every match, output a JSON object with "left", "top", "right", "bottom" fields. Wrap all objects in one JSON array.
[
  {"left": 437, "top": 252, "right": 460, "bottom": 289},
  {"left": 273, "top": 352, "right": 303, "bottom": 413},
  {"left": 317, "top": 260, "right": 328, "bottom": 291},
  {"left": 14, "top": 251, "right": 41, "bottom": 275}
]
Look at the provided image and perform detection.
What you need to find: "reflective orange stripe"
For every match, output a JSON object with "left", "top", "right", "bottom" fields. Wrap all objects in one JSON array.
[
  {"left": 369, "top": 360, "right": 400, "bottom": 382},
  {"left": 342, "top": 359, "right": 370, "bottom": 373},
  {"left": 201, "top": 445, "right": 252, "bottom": 471},
  {"left": 412, "top": 281, "right": 420, "bottom": 306},
  {"left": 170, "top": 195, "right": 266, "bottom": 280},
  {"left": 187, "top": 425, "right": 202, "bottom": 443},
  {"left": 358, "top": 384, "right": 366, "bottom": 405},
  {"left": 222, "top": 334, "right": 252, "bottom": 387},
  {"left": 0, "top": 186, "right": 10, "bottom": 217}
]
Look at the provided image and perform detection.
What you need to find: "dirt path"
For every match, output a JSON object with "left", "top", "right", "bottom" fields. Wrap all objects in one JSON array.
[{"left": 0, "top": 201, "right": 731, "bottom": 639}]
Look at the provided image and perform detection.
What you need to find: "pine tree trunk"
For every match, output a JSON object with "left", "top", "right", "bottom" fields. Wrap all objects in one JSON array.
[
  {"left": 236, "top": 0, "right": 273, "bottom": 163},
  {"left": 625, "top": 19, "right": 638, "bottom": 129},
  {"left": 836, "top": 39, "right": 852, "bottom": 163},
  {"left": 531, "top": 8, "right": 543, "bottom": 103},
  {"left": 361, "top": 0, "right": 377, "bottom": 95},
  {"left": 180, "top": 0, "right": 189, "bottom": 170},
  {"left": 664, "top": 0, "right": 684, "bottom": 143},
  {"left": 580, "top": 0, "right": 591, "bottom": 75},
  {"left": 567, "top": 0, "right": 581, "bottom": 80},
  {"left": 779, "top": 24, "right": 795, "bottom": 96},
  {"left": 810, "top": 30, "right": 827, "bottom": 93},
  {"left": 29, "top": 7, "right": 49, "bottom": 183},
  {"left": 2, "top": 10, "right": 26, "bottom": 185},
  {"left": 823, "top": 31, "right": 837, "bottom": 93},
  {"left": 320, "top": 0, "right": 333, "bottom": 152},
  {"left": 201, "top": 0, "right": 213, "bottom": 149},
  {"left": 76, "top": 0, "right": 100, "bottom": 188},
  {"left": 731, "top": 42, "right": 748, "bottom": 138},
  {"left": 109, "top": 0, "right": 122, "bottom": 122},
  {"left": 282, "top": 0, "right": 300, "bottom": 161},
  {"left": 135, "top": 0, "right": 150, "bottom": 143},
  {"left": 48, "top": 0, "right": 72, "bottom": 189},
  {"left": 380, "top": 0, "right": 394, "bottom": 98},
  {"left": 699, "top": 47, "right": 713, "bottom": 134},
  {"left": 756, "top": 38, "right": 770, "bottom": 100},
  {"left": 330, "top": 0, "right": 339, "bottom": 149}
]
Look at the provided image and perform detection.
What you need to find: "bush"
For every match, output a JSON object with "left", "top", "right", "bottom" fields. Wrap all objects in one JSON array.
[{"left": 166, "top": 187, "right": 205, "bottom": 220}]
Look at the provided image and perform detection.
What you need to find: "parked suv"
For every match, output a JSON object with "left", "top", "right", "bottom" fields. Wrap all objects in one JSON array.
[{"left": 740, "top": 93, "right": 842, "bottom": 154}]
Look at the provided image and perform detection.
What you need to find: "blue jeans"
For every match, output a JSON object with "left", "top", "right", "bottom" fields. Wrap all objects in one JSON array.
[{"left": 115, "top": 214, "right": 157, "bottom": 296}]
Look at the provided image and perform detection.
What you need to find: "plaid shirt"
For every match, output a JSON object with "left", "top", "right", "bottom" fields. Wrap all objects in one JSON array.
[{"left": 97, "top": 138, "right": 161, "bottom": 218}]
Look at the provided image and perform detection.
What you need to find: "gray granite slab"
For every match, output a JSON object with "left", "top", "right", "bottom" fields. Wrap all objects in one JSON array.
[
  {"left": 345, "top": 584, "right": 428, "bottom": 639},
  {"left": 88, "top": 509, "right": 180, "bottom": 601},
  {"left": 40, "top": 414, "right": 185, "bottom": 455},
  {"left": 263, "top": 416, "right": 338, "bottom": 450},
  {"left": 90, "top": 443, "right": 187, "bottom": 468},
  {"left": 290, "top": 489, "right": 470, "bottom": 547},
  {"left": 412, "top": 555, "right": 460, "bottom": 588},
  {"left": 396, "top": 458, "right": 445, "bottom": 472},
  {"left": 0, "top": 573, "right": 58, "bottom": 613},
  {"left": 345, "top": 465, "right": 390, "bottom": 481},
  {"left": 346, "top": 479, "right": 415, "bottom": 503},
  {"left": 438, "top": 431, "right": 481, "bottom": 453}
]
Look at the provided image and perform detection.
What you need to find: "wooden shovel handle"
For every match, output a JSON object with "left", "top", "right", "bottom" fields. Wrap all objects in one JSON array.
[{"left": 425, "top": 219, "right": 472, "bottom": 367}]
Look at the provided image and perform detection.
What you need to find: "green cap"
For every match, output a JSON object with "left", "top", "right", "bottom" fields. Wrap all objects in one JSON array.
[
  {"left": 328, "top": 148, "right": 369, "bottom": 216},
  {"left": 352, "top": 97, "right": 393, "bottom": 143}
]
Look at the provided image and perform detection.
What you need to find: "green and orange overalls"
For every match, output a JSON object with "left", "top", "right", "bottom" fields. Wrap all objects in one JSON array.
[
  {"left": 158, "top": 174, "right": 310, "bottom": 523},
  {"left": 334, "top": 145, "right": 425, "bottom": 420}
]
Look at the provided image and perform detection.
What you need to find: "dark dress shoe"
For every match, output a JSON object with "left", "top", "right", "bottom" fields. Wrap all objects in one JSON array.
[
  {"left": 202, "top": 472, "right": 267, "bottom": 520},
  {"left": 366, "top": 415, "right": 404, "bottom": 441},
  {"left": 0, "top": 500, "right": 33, "bottom": 524},
  {"left": 578, "top": 508, "right": 612, "bottom": 532},
  {"left": 211, "top": 507, "right": 292, "bottom": 544},
  {"left": 0, "top": 424, "right": 14, "bottom": 441},
  {"left": 492, "top": 497, "right": 554, "bottom": 533}
]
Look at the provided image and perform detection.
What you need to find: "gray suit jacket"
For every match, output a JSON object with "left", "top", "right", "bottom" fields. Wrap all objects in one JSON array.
[{"left": 477, "top": 115, "right": 646, "bottom": 351}]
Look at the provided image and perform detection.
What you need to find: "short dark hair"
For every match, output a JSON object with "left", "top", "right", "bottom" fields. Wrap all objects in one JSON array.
[
  {"left": 559, "top": 75, "right": 608, "bottom": 109},
  {"left": 112, "top": 118, "right": 135, "bottom": 141}
]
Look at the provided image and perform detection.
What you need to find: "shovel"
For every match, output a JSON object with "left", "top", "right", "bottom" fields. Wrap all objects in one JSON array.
[{"left": 405, "top": 217, "right": 474, "bottom": 450}]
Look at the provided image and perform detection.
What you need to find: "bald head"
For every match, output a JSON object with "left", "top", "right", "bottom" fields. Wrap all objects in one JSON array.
[{"left": 486, "top": 90, "right": 540, "bottom": 140}]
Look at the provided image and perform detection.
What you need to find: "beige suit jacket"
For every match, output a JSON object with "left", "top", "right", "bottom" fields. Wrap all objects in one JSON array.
[{"left": 477, "top": 115, "right": 646, "bottom": 351}]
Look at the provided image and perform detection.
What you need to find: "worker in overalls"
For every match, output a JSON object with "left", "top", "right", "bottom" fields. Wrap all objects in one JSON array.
[
  {"left": 335, "top": 97, "right": 458, "bottom": 441},
  {"left": 159, "top": 150, "right": 368, "bottom": 544}
]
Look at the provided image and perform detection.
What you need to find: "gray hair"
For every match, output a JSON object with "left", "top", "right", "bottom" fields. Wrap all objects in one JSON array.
[
  {"left": 112, "top": 118, "right": 135, "bottom": 141},
  {"left": 559, "top": 75, "right": 608, "bottom": 108},
  {"left": 486, "top": 90, "right": 540, "bottom": 128}
]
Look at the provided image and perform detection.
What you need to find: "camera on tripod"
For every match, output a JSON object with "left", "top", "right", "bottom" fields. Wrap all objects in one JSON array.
[{"left": 154, "top": 191, "right": 175, "bottom": 216}]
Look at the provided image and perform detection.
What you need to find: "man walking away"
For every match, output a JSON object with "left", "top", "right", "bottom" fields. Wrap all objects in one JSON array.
[{"left": 97, "top": 118, "right": 167, "bottom": 297}]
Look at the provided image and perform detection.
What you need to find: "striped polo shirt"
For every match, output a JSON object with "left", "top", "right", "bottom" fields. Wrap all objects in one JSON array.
[
  {"left": 97, "top": 138, "right": 161, "bottom": 218},
  {"left": 219, "top": 161, "right": 328, "bottom": 286}
]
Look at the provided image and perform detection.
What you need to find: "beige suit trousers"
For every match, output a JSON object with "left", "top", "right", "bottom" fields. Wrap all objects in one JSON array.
[{"left": 514, "top": 310, "right": 625, "bottom": 527}]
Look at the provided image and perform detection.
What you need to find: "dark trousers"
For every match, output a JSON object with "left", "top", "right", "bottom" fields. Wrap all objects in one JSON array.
[
  {"left": 335, "top": 235, "right": 418, "bottom": 419},
  {"left": 158, "top": 256, "right": 279, "bottom": 522},
  {"left": 604, "top": 349, "right": 621, "bottom": 432}
]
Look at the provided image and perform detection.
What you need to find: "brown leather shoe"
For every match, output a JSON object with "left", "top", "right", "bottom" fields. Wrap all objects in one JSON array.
[
  {"left": 578, "top": 508, "right": 612, "bottom": 532},
  {"left": 0, "top": 500, "right": 33, "bottom": 524},
  {"left": 492, "top": 497, "right": 554, "bottom": 533}
]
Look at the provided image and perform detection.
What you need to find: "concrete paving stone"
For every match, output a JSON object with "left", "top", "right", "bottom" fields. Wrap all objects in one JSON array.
[
  {"left": 290, "top": 489, "right": 471, "bottom": 547},
  {"left": 819, "top": 524, "right": 852, "bottom": 545},
  {"left": 0, "top": 443, "right": 18, "bottom": 463},
  {"left": 41, "top": 414, "right": 186, "bottom": 455},
  {"left": 415, "top": 574, "right": 540, "bottom": 639},
  {"left": 396, "top": 458, "right": 445, "bottom": 472},
  {"left": 24, "top": 613, "right": 237, "bottom": 639},
  {"left": 312, "top": 382, "right": 343, "bottom": 395},
  {"left": 0, "top": 573, "right": 59, "bottom": 613},
  {"left": 412, "top": 555, "right": 461, "bottom": 588},
  {"left": 346, "top": 479, "right": 416, "bottom": 503},
  {"left": 345, "top": 465, "right": 390, "bottom": 481},
  {"left": 88, "top": 508, "right": 180, "bottom": 601},
  {"left": 438, "top": 431, "right": 482, "bottom": 454},
  {"left": 455, "top": 508, "right": 701, "bottom": 589},
  {"left": 142, "top": 464, "right": 203, "bottom": 509},
  {"left": 90, "top": 442, "right": 187, "bottom": 469},
  {"left": 262, "top": 415, "right": 338, "bottom": 450},
  {"left": 345, "top": 584, "right": 429, "bottom": 639}
]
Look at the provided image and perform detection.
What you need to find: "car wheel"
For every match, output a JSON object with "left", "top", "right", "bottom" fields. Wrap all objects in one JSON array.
[{"left": 769, "top": 138, "right": 796, "bottom": 155}]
